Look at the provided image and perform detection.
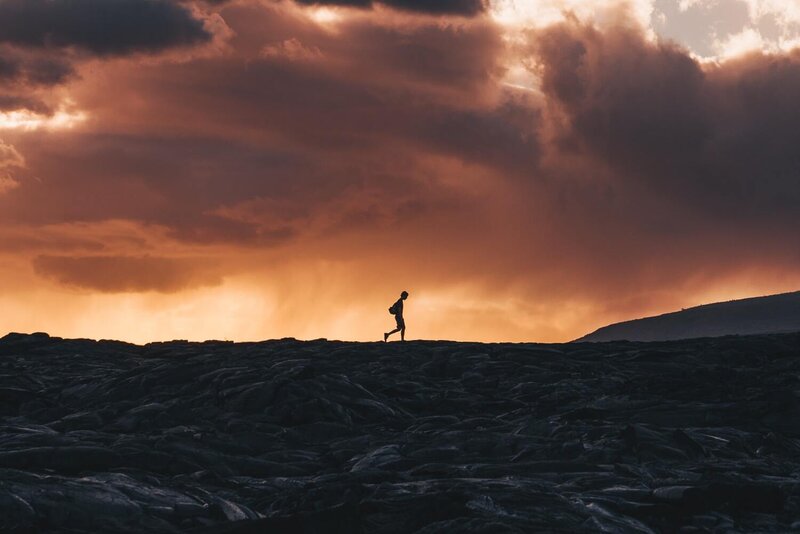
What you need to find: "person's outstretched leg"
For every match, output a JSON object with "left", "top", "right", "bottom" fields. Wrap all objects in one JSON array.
[{"left": 400, "top": 326, "right": 405, "bottom": 341}]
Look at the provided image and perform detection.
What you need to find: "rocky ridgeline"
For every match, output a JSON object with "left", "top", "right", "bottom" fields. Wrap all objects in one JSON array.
[{"left": 1, "top": 332, "right": 799, "bottom": 532}]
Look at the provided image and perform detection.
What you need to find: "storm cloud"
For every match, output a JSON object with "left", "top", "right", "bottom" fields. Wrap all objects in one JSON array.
[
  {"left": 532, "top": 18, "right": 800, "bottom": 226},
  {"left": 33, "top": 255, "right": 222, "bottom": 293},
  {"left": 0, "top": 52, "right": 74, "bottom": 87},
  {"left": 0, "top": 0, "right": 213, "bottom": 55},
  {"left": 293, "top": 0, "right": 486, "bottom": 15},
  {"left": 0, "top": 0, "right": 798, "bottom": 342}
]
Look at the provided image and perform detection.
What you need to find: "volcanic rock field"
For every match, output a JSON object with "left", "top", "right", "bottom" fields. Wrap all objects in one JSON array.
[{"left": 1, "top": 332, "right": 800, "bottom": 532}]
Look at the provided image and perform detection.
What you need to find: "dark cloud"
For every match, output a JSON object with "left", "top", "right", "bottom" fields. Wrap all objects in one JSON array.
[
  {"left": 0, "top": 5, "right": 509, "bottom": 232},
  {"left": 32, "top": 255, "right": 222, "bottom": 292},
  {"left": 295, "top": 0, "right": 371, "bottom": 7},
  {"left": 384, "top": 0, "right": 484, "bottom": 15},
  {"left": 293, "top": 0, "right": 485, "bottom": 15},
  {"left": 0, "top": 0, "right": 212, "bottom": 55},
  {"left": 531, "top": 19, "right": 800, "bottom": 227},
  {"left": 418, "top": 101, "right": 541, "bottom": 173},
  {"left": 0, "top": 94, "right": 51, "bottom": 112},
  {"left": 0, "top": 48, "right": 73, "bottom": 112},
  {"left": 5, "top": 133, "right": 311, "bottom": 231},
  {"left": 0, "top": 233, "right": 105, "bottom": 253},
  {"left": 2, "top": 2, "right": 800, "bottom": 340},
  {"left": 24, "top": 57, "right": 76, "bottom": 85},
  {"left": 339, "top": 19, "right": 503, "bottom": 90},
  {"left": 0, "top": 51, "right": 75, "bottom": 87},
  {"left": 0, "top": 55, "right": 20, "bottom": 79}
]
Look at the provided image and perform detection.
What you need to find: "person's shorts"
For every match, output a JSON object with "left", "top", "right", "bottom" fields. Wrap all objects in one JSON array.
[{"left": 395, "top": 316, "right": 405, "bottom": 329}]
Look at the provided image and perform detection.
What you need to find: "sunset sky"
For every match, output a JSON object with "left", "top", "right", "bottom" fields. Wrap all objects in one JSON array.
[{"left": 1, "top": 0, "right": 799, "bottom": 343}]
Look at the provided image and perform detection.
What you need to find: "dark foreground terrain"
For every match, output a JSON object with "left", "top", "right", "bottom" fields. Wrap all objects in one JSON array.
[{"left": 1, "top": 332, "right": 800, "bottom": 533}]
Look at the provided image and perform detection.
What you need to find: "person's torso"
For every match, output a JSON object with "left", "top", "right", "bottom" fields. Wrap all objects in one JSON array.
[{"left": 395, "top": 299, "right": 404, "bottom": 316}]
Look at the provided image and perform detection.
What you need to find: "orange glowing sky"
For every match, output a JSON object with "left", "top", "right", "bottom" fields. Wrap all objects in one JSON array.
[{"left": 1, "top": 0, "right": 800, "bottom": 343}]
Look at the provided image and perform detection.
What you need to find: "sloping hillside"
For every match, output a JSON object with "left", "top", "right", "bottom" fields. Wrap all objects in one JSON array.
[{"left": 577, "top": 291, "right": 800, "bottom": 342}]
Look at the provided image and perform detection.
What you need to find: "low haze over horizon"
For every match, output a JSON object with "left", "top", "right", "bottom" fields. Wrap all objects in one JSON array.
[{"left": 1, "top": 0, "right": 799, "bottom": 343}]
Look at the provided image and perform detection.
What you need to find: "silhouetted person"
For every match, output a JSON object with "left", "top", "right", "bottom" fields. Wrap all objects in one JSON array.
[{"left": 384, "top": 291, "right": 409, "bottom": 342}]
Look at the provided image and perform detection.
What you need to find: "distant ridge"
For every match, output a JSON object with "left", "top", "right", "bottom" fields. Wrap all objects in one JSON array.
[{"left": 576, "top": 291, "right": 800, "bottom": 342}]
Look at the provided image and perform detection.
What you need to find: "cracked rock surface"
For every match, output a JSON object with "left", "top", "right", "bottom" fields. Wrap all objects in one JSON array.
[{"left": 1, "top": 332, "right": 799, "bottom": 532}]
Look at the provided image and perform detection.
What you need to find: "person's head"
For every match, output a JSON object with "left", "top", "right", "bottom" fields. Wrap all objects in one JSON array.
[{"left": 401, "top": 291, "right": 409, "bottom": 300}]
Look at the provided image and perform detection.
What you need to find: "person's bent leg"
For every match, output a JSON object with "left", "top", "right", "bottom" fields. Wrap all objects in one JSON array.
[{"left": 385, "top": 327, "right": 400, "bottom": 341}]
